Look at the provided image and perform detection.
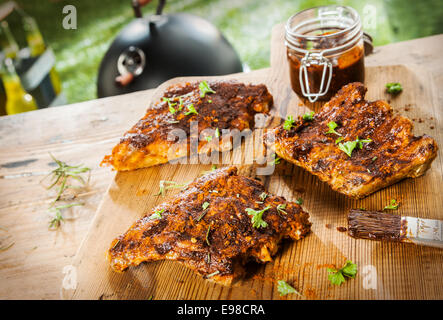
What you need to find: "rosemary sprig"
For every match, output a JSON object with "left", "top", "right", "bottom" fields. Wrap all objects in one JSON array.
[
  {"left": 0, "top": 241, "right": 14, "bottom": 252},
  {"left": 45, "top": 153, "right": 90, "bottom": 205},
  {"left": 48, "top": 203, "right": 84, "bottom": 230}
]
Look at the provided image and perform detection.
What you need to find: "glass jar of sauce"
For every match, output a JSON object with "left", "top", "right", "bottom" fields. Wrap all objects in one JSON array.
[{"left": 285, "top": 5, "right": 364, "bottom": 102}]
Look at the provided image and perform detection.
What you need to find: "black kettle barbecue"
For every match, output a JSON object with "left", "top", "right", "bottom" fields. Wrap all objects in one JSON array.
[{"left": 97, "top": 0, "right": 244, "bottom": 98}]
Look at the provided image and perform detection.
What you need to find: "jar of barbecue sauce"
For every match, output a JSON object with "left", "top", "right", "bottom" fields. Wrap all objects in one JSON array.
[{"left": 285, "top": 6, "right": 365, "bottom": 102}]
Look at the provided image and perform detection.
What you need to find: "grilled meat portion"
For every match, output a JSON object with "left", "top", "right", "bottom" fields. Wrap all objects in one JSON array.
[
  {"left": 264, "top": 82, "right": 438, "bottom": 199},
  {"left": 102, "top": 81, "right": 273, "bottom": 171},
  {"left": 108, "top": 166, "right": 311, "bottom": 285}
]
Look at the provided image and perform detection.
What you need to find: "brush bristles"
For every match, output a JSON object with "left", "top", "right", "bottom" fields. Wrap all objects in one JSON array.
[{"left": 348, "top": 209, "right": 403, "bottom": 242}]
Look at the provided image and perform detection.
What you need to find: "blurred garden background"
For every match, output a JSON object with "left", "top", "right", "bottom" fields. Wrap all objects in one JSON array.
[{"left": 3, "top": 0, "right": 443, "bottom": 104}]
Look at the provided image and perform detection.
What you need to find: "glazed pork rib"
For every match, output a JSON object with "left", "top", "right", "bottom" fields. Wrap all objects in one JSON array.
[
  {"left": 102, "top": 80, "right": 273, "bottom": 171},
  {"left": 108, "top": 166, "right": 311, "bottom": 285},
  {"left": 265, "top": 82, "right": 438, "bottom": 199}
]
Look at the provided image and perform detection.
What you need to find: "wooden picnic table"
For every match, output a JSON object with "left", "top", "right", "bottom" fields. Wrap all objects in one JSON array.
[{"left": 0, "top": 34, "right": 442, "bottom": 300}]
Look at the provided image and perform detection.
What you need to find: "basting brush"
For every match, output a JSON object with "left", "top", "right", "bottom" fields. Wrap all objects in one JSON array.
[{"left": 347, "top": 209, "right": 443, "bottom": 249}]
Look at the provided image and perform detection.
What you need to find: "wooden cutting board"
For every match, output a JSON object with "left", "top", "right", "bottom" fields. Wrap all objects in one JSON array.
[{"left": 63, "top": 26, "right": 443, "bottom": 300}]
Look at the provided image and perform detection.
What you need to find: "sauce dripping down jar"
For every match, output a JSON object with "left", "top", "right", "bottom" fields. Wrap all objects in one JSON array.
[{"left": 285, "top": 5, "right": 365, "bottom": 102}]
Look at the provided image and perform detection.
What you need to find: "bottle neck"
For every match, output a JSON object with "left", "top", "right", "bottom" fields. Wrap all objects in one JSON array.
[
  {"left": 0, "top": 21, "right": 19, "bottom": 59},
  {"left": 23, "top": 17, "right": 46, "bottom": 57}
]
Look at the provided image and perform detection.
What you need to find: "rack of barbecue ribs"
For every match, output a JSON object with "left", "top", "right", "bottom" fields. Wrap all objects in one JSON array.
[
  {"left": 108, "top": 167, "right": 311, "bottom": 285},
  {"left": 102, "top": 80, "right": 273, "bottom": 171},
  {"left": 264, "top": 82, "right": 438, "bottom": 199}
]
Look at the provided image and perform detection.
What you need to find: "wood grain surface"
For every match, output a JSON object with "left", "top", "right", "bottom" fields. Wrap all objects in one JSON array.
[
  {"left": 63, "top": 26, "right": 443, "bottom": 300},
  {"left": 0, "top": 25, "right": 442, "bottom": 300}
]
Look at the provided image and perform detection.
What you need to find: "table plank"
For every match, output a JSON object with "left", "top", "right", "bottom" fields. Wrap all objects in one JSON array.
[{"left": 0, "top": 30, "right": 442, "bottom": 299}]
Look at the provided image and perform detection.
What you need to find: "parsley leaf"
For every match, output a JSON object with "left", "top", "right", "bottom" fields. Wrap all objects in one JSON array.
[
  {"left": 283, "top": 115, "right": 295, "bottom": 130},
  {"left": 270, "top": 153, "right": 281, "bottom": 165},
  {"left": 184, "top": 103, "right": 198, "bottom": 115},
  {"left": 325, "top": 121, "right": 342, "bottom": 136},
  {"left": 338, "top": 137, "right": 372, "bottom": 157},
  {"left": 246, "top": 205, "right": 271, "bottom": 229},
  {"left": 328, "top": 269, "right": 346, "bottom": 286},
  {"left": 163, "top": 97, "right": 177, "bottom": 114},
  {"left": 386, "top": 82, "right": 403, "bottom": 94},
  {"left": 277, "top": 203, "right": 287, "bottom": 215},
  {"left": 303, "top": 111, "right": 315, "bottom": 121},
  {"left": 259, "top": 192, "right": 267, "bottom": 201},
  {"left": 295, "top": 198, "right": 303, "bottom": 205},
  {"left": 384, "top": 199, "right": 399, "bottom": 210},
  {"left": 199, "top": 81, "right": 216, "bottom": 98},
  {"left": 277, "top": 280, "right": 302, "bottom": 297},
  {"left": 341, "top": 261, "right": 358, "bottom": 278},
  {"left": 205, "top": 136, "right": 212, "bottom": 142},
  {"left": 149, "top": 208, "right": 164, "bottom": 220},
  {"left": 202, "top": 201, "right": 210, "bottom": 210},
  {"left": 328, "top": 260, "right": 358, "bottom": 286}
]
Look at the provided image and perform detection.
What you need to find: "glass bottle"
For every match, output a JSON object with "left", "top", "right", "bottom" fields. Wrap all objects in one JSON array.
[{"left": 2, "top": 58, "right": 37, "bottom": 115}]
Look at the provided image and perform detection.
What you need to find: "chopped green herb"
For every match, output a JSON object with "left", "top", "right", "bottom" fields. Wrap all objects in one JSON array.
[
  {"left": 206, "top": 270, "right": 220, "bottom": 278},
  {"left": 205, "top": 136, "right": 213, "bottom": 142},
  {"left": 184, "top": 103, "right": 198, "bottom": 115},
  {"left": 166, "top": 120, "right": 179, "bottom": 124},
  {"left": 386, "top": 82, "right": 403, "bottom": 94},
  {"left": 270, "top": 153, "right": 281, "bottom": 166},
  {"left": 372, "top": 156, "right": 378, "bottom": 162},
  {"left": 384, "top": 199, "right": 399, "bottom": 210},
  {"left": 325, "top": 121, "right": 342, "bottom": 136},
  {"left": 202, "top": 201, "right": 210, "bottom": 210},
  {"left": 338, "top": 137, "right": 372, "bottom": 157},
  {"left": 177, "top": 97, "right": 184, "bottom": 110},
  {"left": 328, "top": 260, "right": 358, "bottom": 286},
  {"left": 199, "top": 81, "right": 216, "bottom": 98},
  {"left": 277, "top": 280, "right": 302, "bottom": 297},
  {"left": 276, "top": 203, "right": 287, "bottom": 215},
  {"left": 208, "top": 99, "right": 212, "bottom": 103},
  {"left": 259, "top": 192, "right": 267, "bottom": 201},
  {"left": 335, "top": 136, "right": 344, "bottom": 144},
  {"left": 246, "top": 205, "right": 271, "bottom": 229},
  {"left": 295, "top": 198, "right": 303, "bottom": 205},
  {"left": 283, "top": 115, "right": 295, "bottom": 131},
  {"left": 155, "top": 180, "right": 188, "bottom": 196},
  {"left": 149, "top": 208, "right": 164, "bottom": 220},
  {"left": 236, "top": 194, "right": 240, "bottom": 198},
  {"left": 303, "top": 111, "right": 315, "bottom": 121},
  {"left": 163, "top": 97, "right": 178, "bottom": 114}
]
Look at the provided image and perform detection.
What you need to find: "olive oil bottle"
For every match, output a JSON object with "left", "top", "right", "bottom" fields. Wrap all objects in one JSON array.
[{"left": 1, "top": 58, "right": 37, "bottom": 115}]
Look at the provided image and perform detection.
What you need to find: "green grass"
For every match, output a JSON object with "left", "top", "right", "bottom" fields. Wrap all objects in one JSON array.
[{"left": 4, "top": 0, "right": 443, "bottom": 104}]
